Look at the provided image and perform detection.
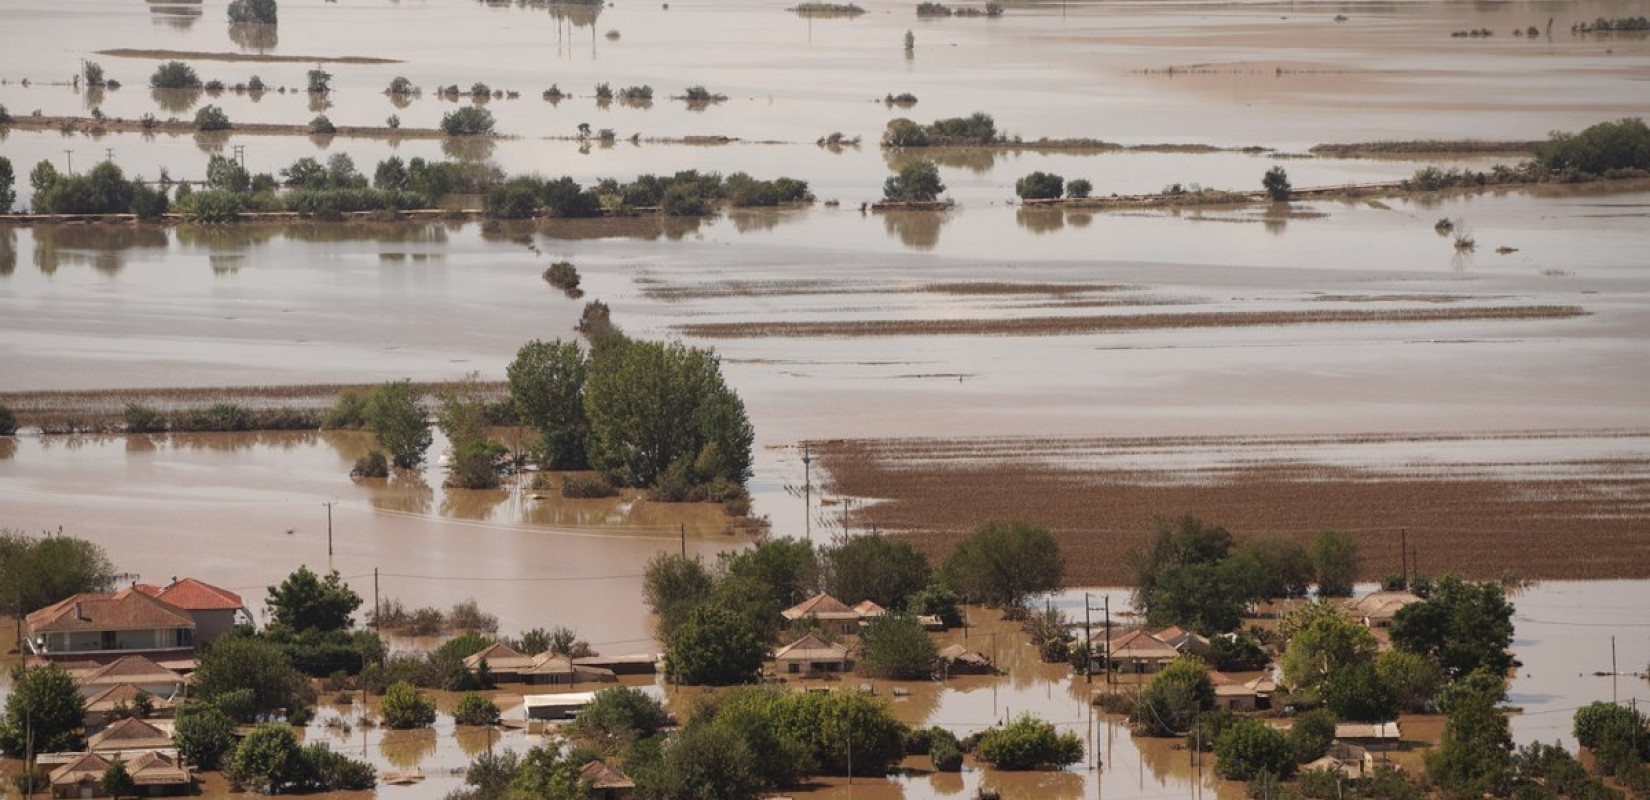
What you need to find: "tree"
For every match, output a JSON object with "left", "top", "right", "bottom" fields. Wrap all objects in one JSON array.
[
  {"left": 507, "top": 339, "right": 589, "bottom": 470},
  {"left": 194, "top": 105, "right": 231, "bottom": 132},
  {"left": 1262, "top": 166, "right": 1292, "bottom": 201},
  {"left": 882, "top": 118, "right": 929, "bottom": 147},
  {"left": 30, "top": 161, "right": 136, "bottom": 215},
  {"left": 1390, "top": 575, "right": 1515, "bottom": 680},
  {"left": 1215, "top": 719, "right": 1295, "bottom": 780},
  {"left": 942, "top": 519, "right": 1064, "bottom": 610},
  {"left": 226, "top": 724, "right": 301, "bottom": 793},
  {"left": 380, "top": 681, "right": 437, "bottom": 728},
  {"left": 0, "top": 404, "right": 15, "bottom": 435},
  {"left": 766, "top": 690, "right": 907, "bottom": 776},
  {"left": 1312, "top": 529, "right": 1359, "bottom": 597},
  {"left": 191, "top": 635, "right": 314, "bottom": 721},
  {"left": 102, "top": 758, "right": 137, "bottom": 799},
  {"left": 306, "top": 67, "right": 331, "bottom": 93},
  {"left": 1066, "top": 178, "right": 1093, "bottom": 199},
  {"left": 453, "top": 693, "right": 501, "bottom": 726},
  {"left": 1375, "top": 649, "right": 1445, "bottom": 713},
  {"left": 1290, "top": 709, "right": 1337, "bottom": 763},
  {"left": 711, "top": 575, "right": 784, "bottom": 642},
  {"left": 1321, "top": 662, "right": 1400, "bottom": 722},
  {"left": 975, "top": 714, "right": 1083, "bottom": 770},
  {"left": 858, "top": 614, "right": 938, "bottom": 679},
  {"left": 149, "top": 61, "right": 201, "bottom": 89},
  {"left": 640, "top": 724, "right": 766, "bottom": 800},
  {"left": 438, "top": 373, "right": 503, "bottom": 490},
  {"left": 205, "top": 154, "right": 250, "bottom": 193},
  {"left": 643, "top": 553, "right": 714, "bottom": 642},
  {"left": 1125, "top": 515, "right": 1235, "bottom": 607},
  {"left": 441, "top": 107, "right": 496, "bottom": 136},
  {"left": 1279, "top": 613, "right": 1377, "bottom": 692},
  {"left": 0, "top": 664, "right": 86, "bottom": 755},
  {"left": 666, "top": 605, "right": 765, "bottom": 686},
  {"left": 174, "top": 703, "right": 237, "bottom": 769},
  {"left": 0, "top": 529, "right": 117, "bottom": 615},
  {"left": 719, "top": 538, "right": 819, "bottom": 609},
  {"left": 365, "top": 379, "right": 431, "bottom": 469},
  {"left": 882, "top": 160, "right": 945, "bottom": 202},
  {"left": 1015, "top": 171, "right": 1064, "bottom": 200},
  {"left": 267, "top": 566, "right": 361, "bottom": 632},
  {"left": 0, "top": 156, "right": 15, "bottom": 212},
  {"left": 373, "top": 156, "right": 409, "bottom": 191},
  {"left": 1574, "top": 701, "right": 1647, "bottom": 750},
  {"left": 569, "top": 687, "right": 669, "bottom": 752},
  {"left": 1534, "top": 117, "right": 1650, "bottom": 175},
  {"left": 1144, "top": 555, "right": 1265, "bottom": 634},
  {"left": 821, "top": 534, "right": 930, "bottom": 609},
  {"left": 1137, "top": 657, "right": 1215, "bottom": 736},
  {"left": 228, "top": 0, "right": 278, "bottom": 23},
  {"left": 1427, "top": 669, "right": 1513, "bottom": 798},
  {"left": 1239, "top": 535, "right": 1315, "bottom": 599}
]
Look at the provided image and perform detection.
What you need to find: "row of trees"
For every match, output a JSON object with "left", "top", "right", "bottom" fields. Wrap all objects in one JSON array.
[
  {"left": 883, "top": 112, "right": 1000, "bottom": 146},
  {"left": 482, "top": 169, "right": 809, "bottom": 219}
]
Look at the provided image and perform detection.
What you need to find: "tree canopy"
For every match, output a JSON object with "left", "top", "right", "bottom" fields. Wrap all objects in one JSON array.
[
  {"left": 266, "top": 566, "right": 362, "bottom": 633},
  {"left": 942, "top": 519, "right": 1064, "bottom": 610},
  {"left": 821, "top": 534, "right": 930, "bottom": 610},
  {"left": 1390, "top": 575, "right": 1515, "bottom": 679},
  {"left": 0, "top": 664, "right": 86, "bottom": 755},
  {"left": 975, "top": 714, "right": 1084, "bottom": 770},
  {"left": 857, "top": 613, "right": 938, "bottom": 679},
  {"left": 1312, "top": 529, "right": 1360, "bottom": 597},
  {"left": 0, "top": 529, "right": 117, "bottom": 614},
  {"left": 365, "top": 379, "right": 431, "bottom": 470},
  {"left": 506, "top": 339, "right": 589, "bottom": 470},
  {"left": 1279, "top": 612, "right": 1377, "bottom": 692},
  {"left": 191, "top": 634, "right": 314, "bottom": 721},
  {"left": 665, "top": 605, "right": 766, "bottom": 686}
]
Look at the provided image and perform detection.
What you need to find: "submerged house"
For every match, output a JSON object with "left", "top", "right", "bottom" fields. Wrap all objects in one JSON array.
[
  {"left": 463, "top": 642, "right": 616, "bottom": 685},
  {"left": 578, "top": 759, "right": 636, "bottom": 800},
  {"left": 1343, "top": 591, "right": 1423, "bottom": 629},
  {"left": 87, "top": 717, "right": 174, "bottom": 755},
  {"left": 782, "top": 593, "right": 866, "bottom": 637},
  {"left": 73, "top": 656, "right": 185, "bottom": 701},
  {"left": 937, "top": 644, "right": 994, "bottom": 675},
  {"left": 1103, "top": 630, "right": 1180, "bottom": 674},
  {"left": 26, "top": 590, "right": 196, "bottom": 663},
  {"left": 133, "top": 578, "right": 249, "bottom": 644},
  {"left": 773, "top": 634, "right": 852, "bottom": 676}
]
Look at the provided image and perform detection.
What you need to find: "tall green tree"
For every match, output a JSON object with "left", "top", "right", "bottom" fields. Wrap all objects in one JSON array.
[
  {"left": 174, "top": 703, "right": 237, "bottom": 769},
  {"left": 1238, "top": 535, "right": 1315, "bottom": 598},
  {"left": 1214, "top": 720, "right": 1295, "bottom": 780},
  {"left": 1279, "top": 613, "right": 1377, "bottom": 692},
  {"left": 637, "top": 724, "right": 766, "bottom": 800},
  {"left": 1321, "top": 662, "right": 1400, "bottom": 722},
  {"left": 665, "top": 605, "right": 765, "bottom": 686},
  {"left": 1125, "top": 515, "right": 1234, "bottom": 607},
  {"left": 0, "top": 529, "right": 117, "bottom": 614},
  {"left": 506, "top": 339, "right": 589, "bottom": 470},
  {"left": 0, "top": 664, "right": 86, "bottom": 755},
  {"left": 1136, "top": 657, "right": 1215, "bottom": 736},
  {"left": 225, "top": 724, "right": 302, "bottom": 793},
  {"left": 1427, "top": 670, "right": 1513, "bottom": 798},
  {"left": 266, "top": 565, "right": 362, "bottom": 633},
  {"left": 101, "top": 758, "right": 137, "bottom": 799},
  {"left": 437, "top": 372, "right": 502, "bottom": 490},
  {"left": 583, "top": 338, "right": 754, "bottom": 490},
  {"left": 191, "top": 635, "right": 314, "bottom": 720},
  {"left": 0, "top": 156, "right": 15, "bottom": 212},
  {"left": 1390, "top": 575, "right": 1515, "bottom": 679},
  {"left": 821, "top": 534, "right": 930, "bottom": 610},
  {"left": 858, "top": 614, "right": 938, "bottom": 679},
  {"left": 1145, "top": 554, "right": 1266, "bottom": 634},
  {"left": 365, "top": 379, "right": 431, "bottom": 469},
  {"left": 975, "top": 714, "right": 1083, "bottom": 770},
  {"left": 942, "top": 519, "right": 1064, "bottom": 610},
  {"left": 642, "top": 553, "right": 714, "bottom": 643},
  {"left": 1312, "top": 529, "right": 1359, "bottom": 597},
  {"left": 767, "top": 690, "right": 907, "bottom": 776},
  {"left": 719, "top": 538, "right": 818, "bottom": 609}
]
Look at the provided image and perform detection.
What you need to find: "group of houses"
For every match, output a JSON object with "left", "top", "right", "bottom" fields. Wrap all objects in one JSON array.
[
  {"left": 770, "top": 592, "right": 993, "bottom": 679},
  {"left": 20, "top": 578, "right": 250, "bottom": 798}
]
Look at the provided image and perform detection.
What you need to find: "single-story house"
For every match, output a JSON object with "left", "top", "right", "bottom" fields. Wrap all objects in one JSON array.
[
  {"left": 571, "top": 654, "right": 660, "bottom": 675},
  {"left": 937, "top": 644, "right": 993, "bottom": 675},
  {"left": 463, "top": 644, "right": 615, "bottom": 685},
  {"left": 74, "top": 656, "right": 184, "bottom": 701},
  {"left": 1343, "top": 591, "right": 1423, "bottom": 628},
  {"left": 1104, "top": 630, "right": 1179, "bottom": 674},
  {"left": 773, "top": 634, "right": 851, "bottom": 676},
  {"left": 1335, "top": 721, "right": 1402, "bottom": 751},
  {"left": 578, "top": 759, "right": 636, "bottom": 800},
  {"left": 1208, "top": 671, "right": 1260, "bottom": 712},
  {"left": 523, "top": 692, "right": 599, "bottom": 721},
  {"left": 462, "top": 642, "right": 538, "bottom": 681},
  {"left": 133, "top": 578, "right": 249, "bottom": 645},
  {"left": 853, "top": 600, "right": 887, "bottom": 621},
  {"left": 84, "top": 683, "right": 174, "bottom": 730},
  {"left": 781, "top": 593, "right": 865, "bottom": 637},
  {"left": 125, "top": 750, "right": 194, "bottom": 796},
  {"left": 27, "top": 589, "right": 196, "bottom": 663},
  {"left": 88, "top": 717, "right": 174, "bottom": 755},
  {"left": 49, "top": 752, "right": 112, "bottom": 798},
  {"left": 915, "top": 615, "right": 947, "bottom": 632},
  {"left": 1159, "top": 626, "right": 1212, "bottom": 656}
]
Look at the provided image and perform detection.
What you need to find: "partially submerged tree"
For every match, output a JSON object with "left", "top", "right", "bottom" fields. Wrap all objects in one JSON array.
[
  {"left": 365, "top": 379, "right": 431, "bottom": 469},
  {"left": 266, "top": 565, "right": 362, "bottom": 633},
  {"left": 942, "top": 519, "right": 1064, "bottom": 610},
  {"left": 0, "top": 664, "right": 86, "bottom": 755}
]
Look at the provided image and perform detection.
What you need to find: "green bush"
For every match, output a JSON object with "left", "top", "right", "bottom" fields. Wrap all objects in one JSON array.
[
  {"left": 441, "top": 107, "right": 496, "bottom": 136},
  {"left": 882, "top": 160, "right": 945, "bottom": 202},
  {"left": 149, "top": 61, "right": 201, "bottom": 89},
  {"left": 483, "top": 178, "right": 543, "bottom": 218},
  {"left": 882, "top": 118, "right": 929, "bottom": 147},
  {"left": 561, "top": 475, "right": 618, "bottom": 498},
  {"left": 123, "top": 403, "right": 165, "bottom": 433},
  {"left": 194, "top": 105, "right": 231, "bottom": 131},
  {"left": 352, "top": 451, "right": 390, "bottom": 478},
  {"left": 306, "top": 67, "right": 332, "bottom": 94},
  {"left": 1214, "top": 719, "right": 1295, "bottom": 780},
  {"left": 379, "top": 681, "right": 437, "bottom": 728},
  {"left": 1065, "top": 178, "right": 1093, "bottom": 199},
  {"left": 309, "top": 115, "right": 336, "bottom": 135},
  {"left": 1137, "top": 657, "right": 1215, "bottom": 736},
  {"left": 1015, "top": 171, "right": 1064, "bottom": 200},
  {"left": 1534, "top": 117, "right": 1650, "bottom": 176},
  {"left": 31, "top": 162, "right": 135, "bottom": 215},
  {"left": 386, "top": 76, "right": 415, "bottom": 95},
  {"left": 1290, "top": 709, "right": 1337, "bottom": 763},
  {"left": 927, "top": 112, "right": 997, "bottom": 143},
  {"left": 858, "top": 613, "right": 938, "bottom": 679},
  {"left": 452, "top": 693, "right": 500, "bottom": 726},
  {"left": 1263, "top": 166, "right": 1292, "bottom": 201},
  {"left": 975, "top": 714, "right": 1083, "bottom": 770},
  {"left": 0, "top": 404, "right": 16, "bottom": 436}
]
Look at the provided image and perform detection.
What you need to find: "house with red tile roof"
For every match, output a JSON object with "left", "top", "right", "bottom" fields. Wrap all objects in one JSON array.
[
  {"left": 134, "top": 578, "right": 248, "bottom": 644},
  {"left": 781, "top": 593, "right": 866, "bottom": 636},
  {"left": 75, "top": 655, "right": 185, "bottom": 700},
  {"left": 26, "top": 589, "right": 196, "bottom": 663}
]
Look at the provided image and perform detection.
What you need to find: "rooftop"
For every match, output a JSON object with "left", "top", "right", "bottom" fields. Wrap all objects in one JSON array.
[
  {"left": 27, "top": 589, "right": 195, "bottom": 635},
  {"left": 782, "top": 593, "right": 861, "bottom": 621},
  {"left": 134, "top": 578, "right": 244, "bottom": 612}
]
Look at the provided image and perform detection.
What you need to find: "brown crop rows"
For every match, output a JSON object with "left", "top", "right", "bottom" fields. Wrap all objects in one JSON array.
[
  {"left": 814, "top": 435, "right": 1650, "bottom": 586},
  {"left": 0, "top": 381, "right": 507, "bottom": 429}
]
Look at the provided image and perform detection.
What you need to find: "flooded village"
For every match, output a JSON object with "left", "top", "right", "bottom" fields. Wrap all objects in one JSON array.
[{"left": 2, "top": 0, "right": 1650, "bottom": 798}]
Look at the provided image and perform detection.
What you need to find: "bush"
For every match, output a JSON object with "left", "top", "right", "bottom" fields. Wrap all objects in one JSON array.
[
  {"left": 448, "top": 599, "right": 498, "bottom": 632},
  {"left": 928, "top": 112, "right": 997, "bottom": 143},
  {"left": 1066, "top": 178, "right": 1093, "bottom": 199},
  {"left": 975, "top": 714, "right": 1083, "bottom": 770},
  {"left": 1291, "top": 709, "right": 1337, "bottom": 763},
  {"left": 178, "top": 188, "right": 244, "bottom": 223},
  {"left": 1263, "top": 166, "right": 1292, "bottom": 201},
  {"left": 227, "top": 0, "right": 278, "bottom": 24},
  {"left": 1137, "top": 657, "right": 1215, "bottom": 736},
  {"left": 379, "top": 681, "right": 437, "bottom": 728},
  {"left": 309, "top": 115, "right": 335, "bottom": 135},
  {"left": 1214, "top": 719, "right": 1295, "bottom": 780},
  {"left": 483, "top": 177, "right": 543, "bottom": 219},
  {"left": 149, "top": 61, "right": 201, "bottom": 89},
  {"left": 0, "top": 404, "right": 16, "bottom": 436},
  {"left": 174, "top": 704, "right": 237, "bottom": 769},
  {"left": 123, "top": 403, "right": 165, "bottom": 433},
  {"left": 441, "top": 107, "right": 496, "bottom": 136},
  {"left": 387, "top": 76, "right": 415, "bottom": 95},
  {"left": 1015, "top": 171, "right": 1064, "bottom": 200},
  {"left": 561, "top": 475, "right": 618, "bottom": 498},
  {"left": 307, "top": 68, "right": 332, "bottom": 94},
  {"left": 351, "top": 451, "right": 390, "bottom": 478},
  {"left": 883, "top": 118, "right": 929, "bottom": 148},
  {"left": 194, "top": 105, "right": 231, "bottom": 131},
  {"left": 453, "top": 693, "right": 500, "bottom": 726},
  {"left": 930, "top": 734, "right": 963, "bottom": 772},
  {"left": 858, "top": 614, "right": 938, "bottom": 679},
  {"left": 543, "top": 260, "right": 581, "bottom": 291},
  {"left": 1535, "top": 117, "right": 1650, "bottom": 175},
  {"left": 661, "top": 183, "right": 708, "bottom": 216},
  {"left": 882, "top": 160, "right": 945, "bottom": 202}
]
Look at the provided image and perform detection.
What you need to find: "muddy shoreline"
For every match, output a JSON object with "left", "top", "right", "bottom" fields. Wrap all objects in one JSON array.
[
  {"left": 95, "top": 48, "right": 402, "bottom": 64},
  {"left": 2, "top": 115, "right": 454, "bottom": 140}
]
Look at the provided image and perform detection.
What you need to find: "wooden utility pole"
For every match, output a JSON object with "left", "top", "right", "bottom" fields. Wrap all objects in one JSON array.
[
  {"left": 1104, "top": 594, "right": 1112, "bottom": 686},
  {"left": 1084, "top": 592, "right": 1093, "bottom": 684},
  {"left": 323, "top": 501, "right": 334, "bottom": 556},
  {"left": 1400, "top": 528, "right": 1408, "bottom": 583},
  {"left": 679, "top": 524, "right": 686, "bottom": 559},
  {"left": 801, "top": 443, "right": 812, "bottom": 542},
  {"left": 372, "top": 568, "right": 380, "bottom": 631}
]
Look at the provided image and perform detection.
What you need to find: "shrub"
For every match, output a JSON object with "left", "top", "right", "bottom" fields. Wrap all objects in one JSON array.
[
  {"left": 858, "top": 614, "right": 938, "bottom": 679},
  {"left": 1137, "top": 657, "right": 1215, "bottom": 736},
  {"left": 882, "top": 118, "right": 929, "bottom": 148},
  {"left": 453, "top": 693, "right": 500, "bottom": 726},
  {"left": 930, "top": 734, "right": 963, "bottom": 772},
  {"left": 352, "top": 451, "right": 390, "bottom": 478},
  {"left": 1214, "top": 719, "right": 1295, "bottom": 780},
  {"left": 1015, "top": 171, "right": 1064, "bottom": 200},
  {"left": 1066, "top": 178, "right": 1093, "bottom": 198},
  {"left": 1291, "top": 709, "right": 1337, "bottom": 763},
  {"left": 440, "top": 107, "right": 496, "bottom": 136},
  {"left": 227, "top": 0, "right": 278, "bottom": 24},
  {"left": 595, "top": 83, "right": 614, "bottom": 101},
  {"left": 309, "top": 115, "right": 335, "bottom": 135},
  {"left": 562, "top": 475, "right": 618, "bottom": 498},
  {"left": 661, "top": 183, "right": 708, "bottom": 216},
  {"left": 928, "top": 112, "right": 997, "bottom": 143},
  {"left": 387, "top": 76, "right": 415, "bottom": 95},
  {"left": 194, "top": 105, "right": 230, "bottom": 131},
  {"left": 203, "top": 79, "right": 225, "bottom": 93},
  {"left": 1263, "top": 166, "right": 1292, "bottom": 201},
  {"left": 1534, "top": 117, "right": 1650, "bottom": 175},
  {"left": 448, "top": 599, "right": 498, "bottom": 632},
  {"left": 379, "top": 682, "right": 437, "bottom": 728},
  {"left": 619, "top": 85, "right": 653, "bottom": 101},
  {"left": 247, "top": 75, "right": 265, "bottom": 92},
  {"left": 543, "top": 260, "right": 580, "bottom": 291},
  {"left": 975, "top": 714, "right": 1083, "bottom": 770},
  {"left": 483, "top": 177, "right": 542, "bottom": 219},
  {"left": 149, "top": 61, "right": 201, "bottom": 89},
  {"left": 0, "top": 404, "right": 16, "bottom": 436},
  {"left": 882, "top": 160, "right": 945, "bottom": 202},
  {"left": 124, "top": 403, "right": 165, "bottom": 433},
  {"left": 681, "top": 85, "right": 723, "bottom": 102}
]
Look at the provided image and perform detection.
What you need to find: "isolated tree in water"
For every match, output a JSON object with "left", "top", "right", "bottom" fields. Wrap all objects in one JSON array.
[
  {"left": 1262, "top": 166, "right": 1292, "bottom": 201},
  {"left": 365, "top": 379, "right": 431, "bottom": 469}
]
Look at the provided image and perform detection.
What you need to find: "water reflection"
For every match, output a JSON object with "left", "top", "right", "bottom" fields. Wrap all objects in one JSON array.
[
  {"left": 927, "top": 771, "right": 965, "bottom": 796},
  {"left": 0, "top": 438, "right": 16, "bottom": 461},
  {"left": 373, "top": 472, "right": 435, "bottom": 516},
  {"left": 146, "top": 0, "right": 202, "bottom": 29},
  {"left": 30, "top": 225, "right": 170, "bottom": 275},
  {"left": 379, "top": 727, "right": 439, "bottom": 770},
  {"left": 885, "top": 148, "right": 999, "bottom": 175},
  {"left": 151, "top": 88, "right": 203, "bottom": 114},
  {"left": 0, "top": 228, "right": 16, "bottom": 276},
  {"left": 125, "top": 434, "right": 161, "bottom": 455},
  {"left": 978, "top": 769, "right": 1083, "bottom": 800},
  {"left": 441, "top": 136, "right": 497, "bottom": 162},
  {"left": 454, "top": 725, "right": 501, "bottom": 758},
  {"left": 440, "top": 488, "right": 509, "bottom": 520},
  {"left": 228, "top": 22, "right": 279, "bottom": 53},
  {"left": 727, "top": 209, "right": 805, "bottom": 234},
  {"left": 881, "top": 211, "right": 947, "bottom": 250},
  {"left": 1015, "top": 207, "right": 1065, "bottom": 235},
  {"left": 83, "top": 85, "right": 107, "bottom": 113}
]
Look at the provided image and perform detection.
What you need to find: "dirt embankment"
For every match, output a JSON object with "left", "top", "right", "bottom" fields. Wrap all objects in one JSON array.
[
  {"left": 96, "top": 48, "right": 401, "bottom": 64},
  {"left": 1309, "top": 139, "right": 1545, "bottom": 158},
  {"left": 677, "top": 305, "right": 1587, "bottom": 339},
  {"left": 813, "top": 434, "right": 1650, "bottom": 586},
  {"left": 3, "top": 115, "right": 452, "bottom": 140}
]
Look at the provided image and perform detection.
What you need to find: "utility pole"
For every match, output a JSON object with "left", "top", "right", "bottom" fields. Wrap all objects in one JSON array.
[
  {"left": 679, "top": 524, "right": 686, "bottom": 559},
  {"left": 842, "top": 497, "right": 852, "bottom": 537},
  {"left": 1399, "top": 528, "right": 1408, "bottom": 583},
  {"left": 1104, "top": 595, "right": 1112, "bottom": 686},
  {"left": 1612, "top": 635, "right": 1618, "bottom": 702},
  {"left": 63, "top": 150, "right": 74, "bottom": 175},
  {"left": 373, "top": 568, "right": 380, "bottom": 631},
  {"left": 801, "top": 443, "right": 812, "bottom": 542},
  {"left": 104, "top": 147, "right": 113, "bottom": 163},
  {"left": 323, "top": 501, "right": 335, "bottom": 556},
  {"left": 1084, "top": 592, "right": 1093, "bottom": 684}
]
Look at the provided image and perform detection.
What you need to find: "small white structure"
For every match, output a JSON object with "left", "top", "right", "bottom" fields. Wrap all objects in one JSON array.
[{"left": 523, "top": 692, "right": 600, "bottom": 721}]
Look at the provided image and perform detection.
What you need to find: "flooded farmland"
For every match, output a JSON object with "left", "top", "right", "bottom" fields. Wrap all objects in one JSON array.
[{"left": 3, "top": 0, "right": 1650, "bottom": 795}]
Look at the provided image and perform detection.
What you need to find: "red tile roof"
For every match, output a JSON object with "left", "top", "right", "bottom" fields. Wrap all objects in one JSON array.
[
  {"left": 782, "top": 593, "right": 860, "bottom": 621},
  {"left": 80, "top": 655, "right": 183, "bottom": 688},
  {"left": 27, "top": 589, "right": 194, "bottom": 634},
  {"left": 134, "top": 578, "right": 243, "bottom": 612},
  {"left": 88, "top": 717, "right": 173, "bottom": 752}
]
